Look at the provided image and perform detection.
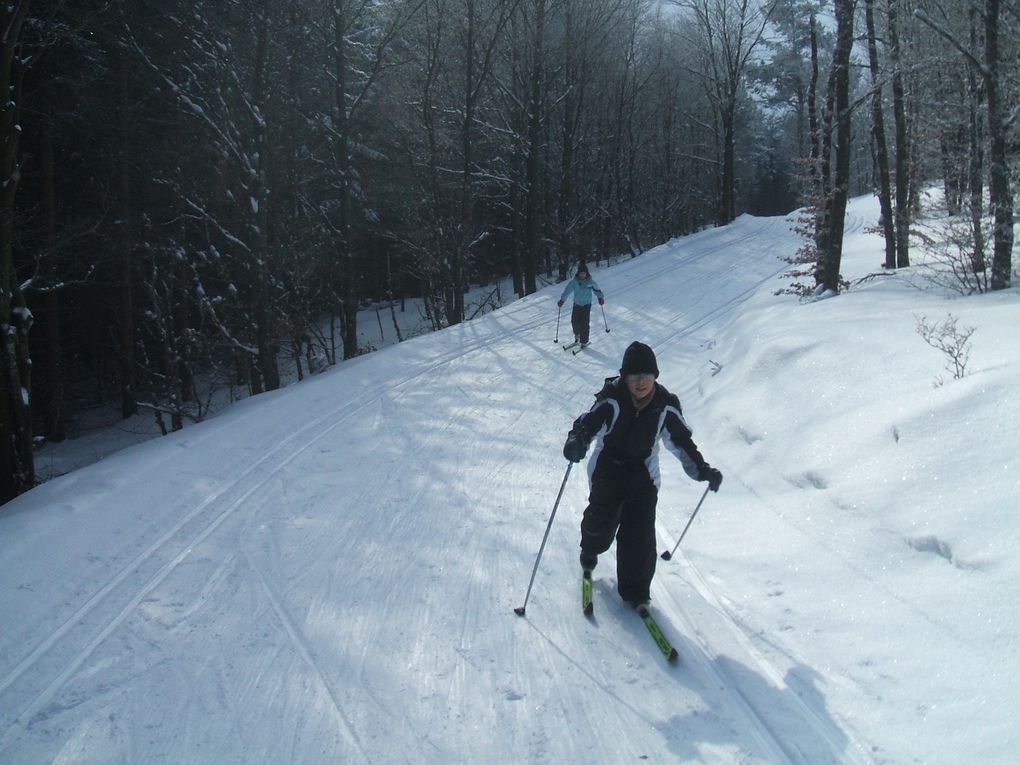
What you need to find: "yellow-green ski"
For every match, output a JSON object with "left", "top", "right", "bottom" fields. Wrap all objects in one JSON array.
[{"left": 637, "top": 605, "right": 678, "bottom": 662}]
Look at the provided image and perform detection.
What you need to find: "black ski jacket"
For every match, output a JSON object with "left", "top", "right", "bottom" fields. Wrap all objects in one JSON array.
[{"left": 567, "top": 377, "right": 708, "bottom": 488}]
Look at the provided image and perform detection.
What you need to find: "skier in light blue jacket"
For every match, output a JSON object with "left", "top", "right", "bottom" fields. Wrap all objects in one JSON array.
[{"left": 558, "top": 262, "right": 604, "bottom": 346}]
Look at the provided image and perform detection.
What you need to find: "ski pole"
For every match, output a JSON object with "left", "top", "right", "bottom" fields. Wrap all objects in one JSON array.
[
  {"left": 514, "top": 461, "right": 573, "bottom": 616},
  {"left": 554, "top": 303, "right": 562, "bottom": 343},
  {"left": 660, "top": 485, "right": 711, "bottom": 561},
  {"left": 599, "top": 302, "right": 610, "bottom": 333}
]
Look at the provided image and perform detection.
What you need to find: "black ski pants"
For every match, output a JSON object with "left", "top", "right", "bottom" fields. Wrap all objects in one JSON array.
[
  {"left": 579, "top": 459, "right": 658, "bottom": 603},
  {"left": 570, "top": 303, "right": 592, "bottom": 344}
]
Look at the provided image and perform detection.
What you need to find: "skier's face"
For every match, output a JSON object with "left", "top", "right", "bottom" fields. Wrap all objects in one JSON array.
[
  {"left": 578, "top": 270, "right": 588, "bottom": 279},
  {"left": 625, "top": 373, "right": 655, "bottom": 400}
]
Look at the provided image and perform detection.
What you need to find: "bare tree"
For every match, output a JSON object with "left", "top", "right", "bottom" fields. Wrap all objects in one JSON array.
[
  {"left": 864, "top": 0, "right": 896, "bottom": 269},
  {"left": 453, "top": 0, "right": 519, "bottom": 318},
  {"left": 521, "top": 0, "right": 549, "bottom": 295},
  {"left": 129, "top": 1, "right": 288, "bottom": 395},
  {"left": 0, "top": 1, "right": 33, "bottom": 501},
  {"left": 815, "top": 0, "right": 854, "bottom": 294},
  {"left": 673, "top": 0, "right": 775, "bottom": 224},
  {"left": 917, "top": 0, "right": 1015, "bottom": 290},
  {"left": 886, "top": 0, "right": 911, "bottom": 268},
  {"left": 316, "top": 0, "right": 426, "bottom": 354}
]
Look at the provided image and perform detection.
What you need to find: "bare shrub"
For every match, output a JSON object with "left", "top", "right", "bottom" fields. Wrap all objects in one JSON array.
[{"left": 915, "top": 313, "right": 976, "bottom": 386}]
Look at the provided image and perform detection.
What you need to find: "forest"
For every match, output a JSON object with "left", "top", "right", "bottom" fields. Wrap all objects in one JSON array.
[{"left": 0, "top": 0, "right": 1016, "bottom": 503}]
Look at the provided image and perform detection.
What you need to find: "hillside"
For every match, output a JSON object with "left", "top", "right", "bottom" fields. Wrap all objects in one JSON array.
[{"left": 2, "top": 195, "right": 1017, "bottom": 764}]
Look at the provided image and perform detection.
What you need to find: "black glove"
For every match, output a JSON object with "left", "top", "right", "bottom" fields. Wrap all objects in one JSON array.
[
  {"left": 563, "top": 435, "right": 587, "bottom": 463},
  {"left": 557, "top": 299, "right": 564, "bottom": 308},
  {"left": 700, "top": 465, "right": 723, "bottom": 492}
]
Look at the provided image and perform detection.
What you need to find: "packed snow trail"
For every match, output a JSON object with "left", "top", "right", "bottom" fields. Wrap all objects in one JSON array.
[{"left": 2, "top": 212, "right": 887, "bottom": 764}]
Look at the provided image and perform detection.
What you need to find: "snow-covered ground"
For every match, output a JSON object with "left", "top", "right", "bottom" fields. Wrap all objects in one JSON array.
[{"left": 1, "top": 194, "right": 1017, "bottom": 764}]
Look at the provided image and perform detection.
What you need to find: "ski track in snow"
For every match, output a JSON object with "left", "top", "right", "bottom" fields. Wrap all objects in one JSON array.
[
  {"left": 517, "top": 216, "right": 867, "bottom": 764},
  {"left": 609, "top": 216, "right": 876, "bottom": 761},
  {"left": 243, "top": 552, "right": 370, "bottom": 760},
  {"left": 0, "top": 213, "right": 886, "bottom": 764},
  {"left": 664, "top": 554, "right": 875, "bottom": 765},
  {"left": 0, "top": 326, "right": 544, "bottom": 751}
]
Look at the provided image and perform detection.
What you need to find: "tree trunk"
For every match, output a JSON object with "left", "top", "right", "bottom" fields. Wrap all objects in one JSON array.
[
  {"left": 334, "top": 0, "right": 360, "bottom": 358},
  {"left": 451, "top": 0, "right": 478, "bottom": 326},
  {"left": 818, "top": 0, "right": 854, "bottom": 294},
  {"left": 0, "top": 1, "right": 33, "bottom": 502},
  {"left": 887, "top": 0, "right": 911, "bottom": 268},
  {"left": 865, "top": 0, "right": 896, "bottom": 270},
  {"left": 522, "top": 0, "right": 546, "bottom": 296},
  {"left": 115, "top": 36, "right": 138, "bottom": 418},
  {"left": 510, "top": 138, "right": 525, "bottom": 297},
  {"left": 719, "top": 99, "right": 736, "bottom": 225},
  {"left": 813, "top": 48, "right": 835, "bottom": 279},
  {"left": 983, "top": 0, "right": 1013, "bottom": 289},
  {"left": 966, "top": 5, "right": 985, "bottom": 274},
  {"left": 556, "top": 0, "right": 579, "bottom": 275},
  {"left": 807, "top": 14, "right": 820, "bottom": 198},
  {"left": 36, "top": 112, "right": 66, "bottom": 442},
  {"left": 253, "top": 1, "right": 280, "bottom": 387}
]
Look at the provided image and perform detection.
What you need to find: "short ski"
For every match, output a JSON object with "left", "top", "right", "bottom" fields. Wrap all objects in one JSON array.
[
  {"left": 571, "top": 343, "right": 590, "bottom": 355},
  {"left": 637, "top": 604, "right": 679, "bottom": 662},
  {"left": 562, "top": 341, "right": 581, "bottom": 351},
  {"left": 581, "top": 574, "right": 677, "bottom": 662}
]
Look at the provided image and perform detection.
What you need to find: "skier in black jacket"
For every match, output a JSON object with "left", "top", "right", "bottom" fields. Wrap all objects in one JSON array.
[{"left": 563, "top": 341, "right": 722, "bottom": 606}]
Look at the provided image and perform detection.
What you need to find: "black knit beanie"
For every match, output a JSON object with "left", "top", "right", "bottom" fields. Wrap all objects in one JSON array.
[{"left": 620, "top": 341, "right": 659, "bottom": 378}]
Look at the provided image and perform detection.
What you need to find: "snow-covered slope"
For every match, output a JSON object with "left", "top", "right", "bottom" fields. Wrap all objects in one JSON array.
[{"left": 1, "top": 196, "right": 1017, "bottom": 764}]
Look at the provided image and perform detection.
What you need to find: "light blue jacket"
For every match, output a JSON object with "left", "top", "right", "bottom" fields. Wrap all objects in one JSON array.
[{"left": 560, "top": 276, "right": 603, "bottom": 306}]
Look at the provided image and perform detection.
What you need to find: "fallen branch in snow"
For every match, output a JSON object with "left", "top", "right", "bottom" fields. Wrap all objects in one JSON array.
[{"left": 852, "top": 271, "right": 898, "bottom": 286}]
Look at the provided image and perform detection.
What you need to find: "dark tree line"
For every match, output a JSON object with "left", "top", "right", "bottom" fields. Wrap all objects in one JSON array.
[{"left": 0, "top": 0, "right": 1015, "bottom": 502}]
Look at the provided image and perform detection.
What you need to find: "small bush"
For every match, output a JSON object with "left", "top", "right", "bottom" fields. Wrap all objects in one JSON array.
[{"left": 915, "top": 313, "right": 976, "bottom": 386}]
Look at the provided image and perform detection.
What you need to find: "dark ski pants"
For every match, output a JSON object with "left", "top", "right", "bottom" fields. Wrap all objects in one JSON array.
[
  {"left": 579, "top": 460, "right": 658, "bottom": 603},
  {"left": 570, "top": 303, "right": 592, "bottom": 344}
]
